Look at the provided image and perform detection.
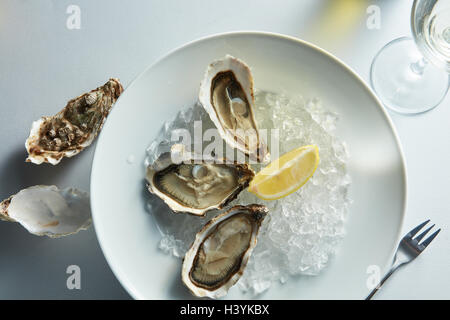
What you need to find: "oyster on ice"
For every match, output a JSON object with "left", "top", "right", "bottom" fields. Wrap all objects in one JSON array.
[
  {"left": 199, "top": 55, "right": 269, "bottom": 163},
  {"left": 26, "top": 78, "right": 123, "bottom": 165},
  {"left": 182, "top": 204, "right": 268, "bottom": 298},
  {"left": 146, "top": 145, "right": 255, "bottom": 216},
  {"left": 0, "top": 185, "right": 91, "bottom": 237}
]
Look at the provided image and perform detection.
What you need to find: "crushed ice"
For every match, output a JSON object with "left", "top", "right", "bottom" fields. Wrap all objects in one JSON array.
[{"left": 144, "top": 90, "right": 351, "bottom": 296}]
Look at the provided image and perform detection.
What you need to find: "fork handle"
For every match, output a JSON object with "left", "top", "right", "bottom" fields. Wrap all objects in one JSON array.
[{"left": 366, "top": 264, "right": 402, "bottom": 300}]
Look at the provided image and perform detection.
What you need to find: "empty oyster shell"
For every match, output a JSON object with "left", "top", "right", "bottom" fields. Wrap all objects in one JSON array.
[
  {"left": 182, "top": 204, "right": 268, "bottom": 298},
  {"left": 26, "top": 78, "right": 123, "bottom": 165},
  {"left": 0, "top": 185, "right": 91, "bottom": 237},
  {"left": 199, "top": 55, "right": 269, "bottom": 163},
  {"left": 146, "top": 145, "right": 255, "bottom": 216}
]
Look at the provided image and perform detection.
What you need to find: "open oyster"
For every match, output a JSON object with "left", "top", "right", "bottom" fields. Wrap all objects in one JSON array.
[
  {"left": 146, "top": 145, "right": 254, "bottom": 216},
  {"left": 182, "top": 204, "right": 268, "bottom": 298},
  {"left": 199, "top": 55, "right": 269, "bottom": 163},
  {"left": 26, "top": 78, "right": 123, "bottom": 165},
  {"left": 0, "top": 185, "right": 91, "bottom": 237}
]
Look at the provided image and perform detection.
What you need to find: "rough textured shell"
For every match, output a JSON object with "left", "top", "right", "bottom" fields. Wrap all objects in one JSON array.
[
  {"left": 181, "top": 204, "right": 268, "bottom": 298},
  {"left": 0, "top": 185, "right": 91, "bottom": 237},
  {"left": 25, "top": 78, "right": 123, "bottom": 165},
  {"left": 198, "top": 55, "right": 269, "bottom": 163},
  {"left": 146, "top": 146, "right": 255, "bottom": 216}
]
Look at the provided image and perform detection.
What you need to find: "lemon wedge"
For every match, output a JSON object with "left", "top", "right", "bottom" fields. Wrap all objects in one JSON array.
[{"left": 248, "top": 145, "right": 319, "bottom": 200}]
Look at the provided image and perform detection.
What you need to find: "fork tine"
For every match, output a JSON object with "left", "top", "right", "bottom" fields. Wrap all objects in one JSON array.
[
  {"left": 420, "top": 228, "right": 441, "bottom": 248},
  {"left": 406, "top": 220, "right": 430, "bottom": 238},
  {"left": 414, "top": 224, "right": 434, "bottom": 242}
]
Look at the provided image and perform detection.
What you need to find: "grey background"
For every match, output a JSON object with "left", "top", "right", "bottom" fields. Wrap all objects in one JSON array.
[{"left": 0, "top": 0, "right": 449, "bottom": 299}]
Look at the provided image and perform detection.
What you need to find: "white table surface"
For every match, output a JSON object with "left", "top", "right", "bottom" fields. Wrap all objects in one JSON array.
[{"left": 0, "top": 0, "right": 448, "bottom": 300}]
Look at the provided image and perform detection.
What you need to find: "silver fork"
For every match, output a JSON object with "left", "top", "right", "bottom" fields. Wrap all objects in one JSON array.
[{"left": 366, "top": 219, "right": 441, "bottom": 300}]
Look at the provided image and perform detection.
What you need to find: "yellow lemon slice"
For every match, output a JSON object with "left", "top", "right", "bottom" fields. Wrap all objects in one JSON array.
[{"left": 248, "top": 145, "right": 319, "bottom": 200}]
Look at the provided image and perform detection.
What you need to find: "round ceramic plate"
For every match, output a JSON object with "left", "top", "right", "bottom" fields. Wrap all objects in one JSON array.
[{"left": 91, "top": 31, "right": 407, "bottom": 299}]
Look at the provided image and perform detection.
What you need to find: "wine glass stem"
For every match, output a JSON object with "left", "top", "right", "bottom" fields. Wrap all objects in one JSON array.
[{"left": 410, "top": 57, "right": 428, "bottom": 75}]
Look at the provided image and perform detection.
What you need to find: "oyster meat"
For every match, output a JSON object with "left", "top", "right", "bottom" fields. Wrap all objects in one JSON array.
[
  {"left": 199, "top": 55, "right": 269, "bottom": 163},
  {"left": 182, "top": 204, "right": 268, "bottom": 298},
  {"left": 0, "top": 185, "right": 91, "bottom": 237},
  {"left": 26, "top": 78, "right": 123, "bottom": 165},
  {"left": 146, "top": 145, "right": 254, "bottom": 216}
]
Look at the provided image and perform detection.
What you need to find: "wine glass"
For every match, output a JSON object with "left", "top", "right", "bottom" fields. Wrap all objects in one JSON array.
[{"left": 370, "top": 0, "right": 450, "bottom": 114}]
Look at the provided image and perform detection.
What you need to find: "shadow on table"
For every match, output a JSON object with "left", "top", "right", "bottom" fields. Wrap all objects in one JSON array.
[
  {"left": 0, "top": 146, "right": 79, "bottom": 199},
  {"left": 0, "top": 146, "right": 131, "bottom": 299}
]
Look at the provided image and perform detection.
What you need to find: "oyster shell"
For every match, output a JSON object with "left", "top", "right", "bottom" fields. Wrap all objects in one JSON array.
[
  {"left": 26, "top": 78, "right": 123, "bottom": 165},
  {"left": 0, "top": 185, "right": 91, "bottom": 237},
  {"left": 146, "top": 145, "right": 254, "bottom": 216},
  {"left": 182, "top": 204, "right": 268, "bottom": 298},
  {"left": 199, "top": 55, "right": 269, "bottom": 163}
]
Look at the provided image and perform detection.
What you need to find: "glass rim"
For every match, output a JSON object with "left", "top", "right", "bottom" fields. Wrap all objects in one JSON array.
[{"left": 410, "top": 0, "right": 420, "bottom": 37}]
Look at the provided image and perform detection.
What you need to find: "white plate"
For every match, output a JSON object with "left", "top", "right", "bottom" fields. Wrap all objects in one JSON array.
[{"left": 91, "top": 31, "right": 407, "bottom": 300}]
